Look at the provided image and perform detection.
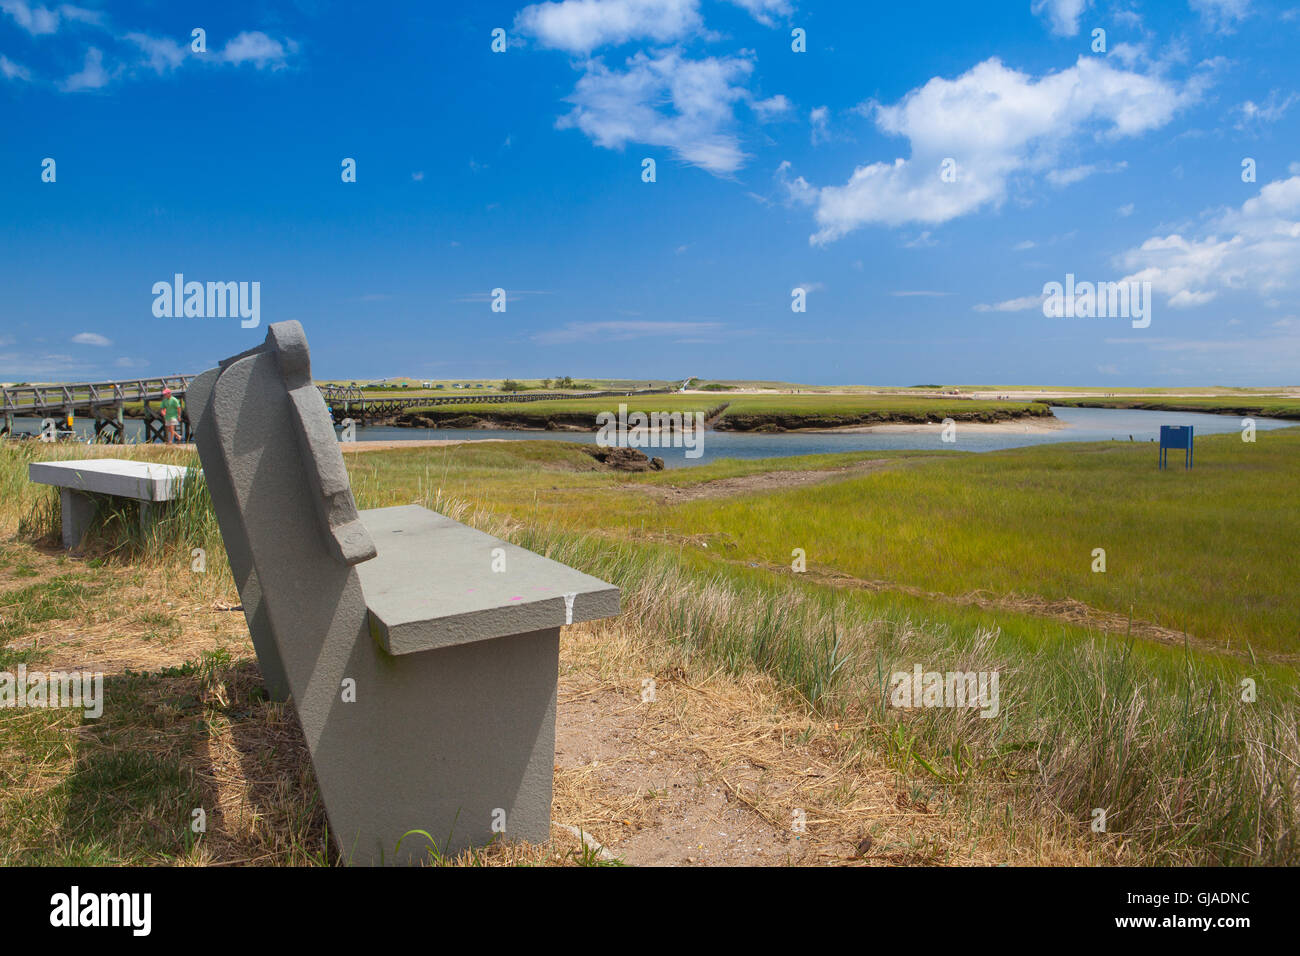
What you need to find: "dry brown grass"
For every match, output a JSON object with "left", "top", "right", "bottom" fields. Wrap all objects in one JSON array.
[{"left": 0, "top": 523, "right": 1101, "bottom": 865}]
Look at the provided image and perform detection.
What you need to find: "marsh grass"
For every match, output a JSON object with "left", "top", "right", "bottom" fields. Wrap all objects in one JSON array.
[
  {"left": 561, "top": 428, "right": 1300, "bottom": 657},
  {"left": 393, "top": 393, "right": 1047, "bottom": 430},
  {"left": 2, "top": 436, "right": 1296, "bottom": 865},
  {"left": 502, "top": 528, "right": 1299, "bottom": 864}
]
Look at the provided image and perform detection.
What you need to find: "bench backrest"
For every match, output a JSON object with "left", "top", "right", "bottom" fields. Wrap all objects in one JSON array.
[{"left": 192, "top": 322, "right": 397, "bottom": 856}]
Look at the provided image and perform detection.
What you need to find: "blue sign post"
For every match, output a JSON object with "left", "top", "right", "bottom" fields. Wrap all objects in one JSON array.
[{"left": 1159, "top": 425, "right": 1194, "bottom": 470}]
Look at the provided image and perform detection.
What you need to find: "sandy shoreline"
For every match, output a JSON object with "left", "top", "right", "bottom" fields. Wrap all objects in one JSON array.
[
  {"left": 339, "top": 438, "right": 509, "bottom": 452},
  {"left": 799, "top": 417, "right": 1068, "bottom": 435}
]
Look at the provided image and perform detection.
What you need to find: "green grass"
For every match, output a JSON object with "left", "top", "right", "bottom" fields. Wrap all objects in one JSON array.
[
  {"left": 714, "top": 394, "right": 1051, "bottom": 430},
  {"left": 341, "top": 428, "right": 1300, "bottom": 658},
  {"left": 3, "top": 426, "right": 1298, "bottom": 865},
  {"left": 525, "top": 429, "right": 1298, "bottom": 658},
  {"left": 393, "top": 394, "right": 728, "bottom": 428},
  {"left": 500, "top": 528, "right": 1299, "bottom": 865},
  {"left": 0, "top": 575, "right": 110, "bottom": 655},
  {"left": 389, "top": 392, "right": 1050, "bottom": 431}
]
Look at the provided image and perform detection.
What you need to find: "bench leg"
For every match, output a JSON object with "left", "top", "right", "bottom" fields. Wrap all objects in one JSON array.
[
  {"left": 59, "top": 488, "right": 96, "bottom": 550},
  {"left": 140, "top": 501, "right": 162, "bottom": 539}
]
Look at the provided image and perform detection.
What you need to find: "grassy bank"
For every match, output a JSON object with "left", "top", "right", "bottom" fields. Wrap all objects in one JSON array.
[
  {"left": 713, "top": 394, "right": 1052, "bottom": 430},
  {"left": 342, "top": 438, "right": 1300, "bottom": 862},
  {"left": 355, "top": 430, "right": 1300, "bottom": 660},
  {"left": 507, "top": 530, "right": 1299, "bottom": 865},
  {"left": 389, "top": 393, "right": 1051, "bottom": 431},
  {"left": 393, "top": 395, "right": 728, "bottom": 430},
  {"left": 643, "top": 431, "right": 1300, "bottom": 658},
  {"left": 2, "top": 434, "right": 1296, "bottom": 864}
]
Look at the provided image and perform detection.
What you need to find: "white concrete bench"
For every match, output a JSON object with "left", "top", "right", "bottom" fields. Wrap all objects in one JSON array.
[{"left": 29, "top": 458, "right": 190, "bottom": 549}]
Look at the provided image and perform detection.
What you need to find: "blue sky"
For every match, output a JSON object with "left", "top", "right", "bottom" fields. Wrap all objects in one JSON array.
[{"left": 1, "top": 0, "right": 1297, "bottom": 385}]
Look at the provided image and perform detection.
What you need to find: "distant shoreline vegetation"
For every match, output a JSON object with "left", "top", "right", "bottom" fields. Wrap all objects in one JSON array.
[
  {"left": 1034, "top": 395, "right": 1300, "bottom": 421},
  {"left": 384, "top": 396, "right": 1055, "bottom": 432}
]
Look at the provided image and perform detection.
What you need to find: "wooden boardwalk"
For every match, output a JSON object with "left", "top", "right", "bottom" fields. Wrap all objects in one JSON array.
[{"left": 2, "top": 377, "right": 683, "bottom": 441}]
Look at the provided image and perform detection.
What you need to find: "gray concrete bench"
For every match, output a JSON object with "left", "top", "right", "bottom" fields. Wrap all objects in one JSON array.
[
  {"left": 28, "top": 458, "right": 190, "bottom": 549},
  {"left": 187, "top": 320, "right": 620, "bottom": 865}
]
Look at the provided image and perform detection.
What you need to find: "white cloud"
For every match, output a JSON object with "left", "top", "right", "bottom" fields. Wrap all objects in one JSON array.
[
  {"left": 1107, "top": 42, "right": 1147, "bottom": 69},
  {"left": 220, "top": 31, "right": 295, "bottom": 69},
  {"left": 1117, "top": 173, "right": 1300, "bottom": 308},
  {"left": 1118, "top": 202, "right": 1135, "bottom": 216},
  {"left": 751, "top": 93, "right": 790, "bottom": 118},
  {"left": 1046, "top": 164, "right": 1095, "bottom": 187},
  {"left": 809, "top": 105, "right": 829, "bottom": 144},
  {"left": 457, "top": 290, "right": 553, "bottom": 303},
  {"left": 1168, "top": 289, "right": 1218, "bottom": 307},
  {"left": 125, "top": 33, "right": 187, "bottom": 74},
  {"left": 558, "top": 49, "right": 754, "bottom": 174},
  {"left": 1189, "top": 0, "right": 1251, "bottom": 31},
  {"left": 724, "top": 0, "right": 793, "bottom": 27},
  {"left": 61, "top": 46, "right": 109, "bottom": 91},
  {"left": 974, "top": 294, "right": 1044, "bottom": 312},
  {"left": 533, "top": 319, "right": 722, "bottom": 344},
  {"left": 1, "top": 1, "right": 59, "bottom": 35},
  {"left": 0, "top": 54, "right": 31, "bottom": 80},
  {"left": 1046, "top": 160, "right": 1126, "bottom": 186},
  {"left": 72, "top": 332, "right": 111, "bottom": 346},
  {"left": 786, "top": 56, "right": 1206, "bottom": 244},
  {"left": 1031, "top": 0, "right": 1090, "bottom": 36},
  {"left": 0, "top": 352, "right": 94, "bottom": 377},
  {"left": 0, "top": 2, "right": 100, "bottom": 35},
  {"left": 1234, "top": 90, "right": 1298, "bottom": 131},
  {"left": 515, "top": 0, "right": 703, "bottom": 54},
  {"left": 0, "top": 11, "right": 295, "bottom": 87}
]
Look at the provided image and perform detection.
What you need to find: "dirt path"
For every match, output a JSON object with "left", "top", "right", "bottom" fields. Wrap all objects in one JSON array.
[{"left": 629, "top": 457, "right": 913, "bottom": 503}]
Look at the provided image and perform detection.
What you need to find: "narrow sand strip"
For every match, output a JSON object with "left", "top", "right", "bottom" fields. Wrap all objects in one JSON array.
[
  {"left": 799, "top": 417, "right": 1066, "bottom": 435},
  {"left": 338, "top": 438, "right": 508, "bottom": 452}
]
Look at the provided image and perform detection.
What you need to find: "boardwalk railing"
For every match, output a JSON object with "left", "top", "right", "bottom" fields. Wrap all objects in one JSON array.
[
  {"left": 1, "top": 376, "right": 191, "bottom": 415},
  {"left": 1, "top": 376, "right": 193, "bottom": 442},
  {"left": 318, "top": 385, "right": 676, "bottom": 422},
  {"left": 2, "top": 376, "right": 679, "bottom": 441}
]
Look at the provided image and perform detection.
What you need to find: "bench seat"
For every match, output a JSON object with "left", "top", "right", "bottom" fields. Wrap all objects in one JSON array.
[
  {"left": 29, "top": 458, "right": 189, "bottom": 501},
  {"left": 357, "top": 504, "right": 619, "bottom": 655}
]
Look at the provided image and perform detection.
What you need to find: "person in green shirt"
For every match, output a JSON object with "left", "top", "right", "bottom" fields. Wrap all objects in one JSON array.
[{"left": 160, "top": 388, "right": 181, "bottom": 444}]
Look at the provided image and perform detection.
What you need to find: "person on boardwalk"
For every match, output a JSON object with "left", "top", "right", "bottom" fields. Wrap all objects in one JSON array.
[{"left": 161, "top": 387, "right": 181, "bottom": 444}]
